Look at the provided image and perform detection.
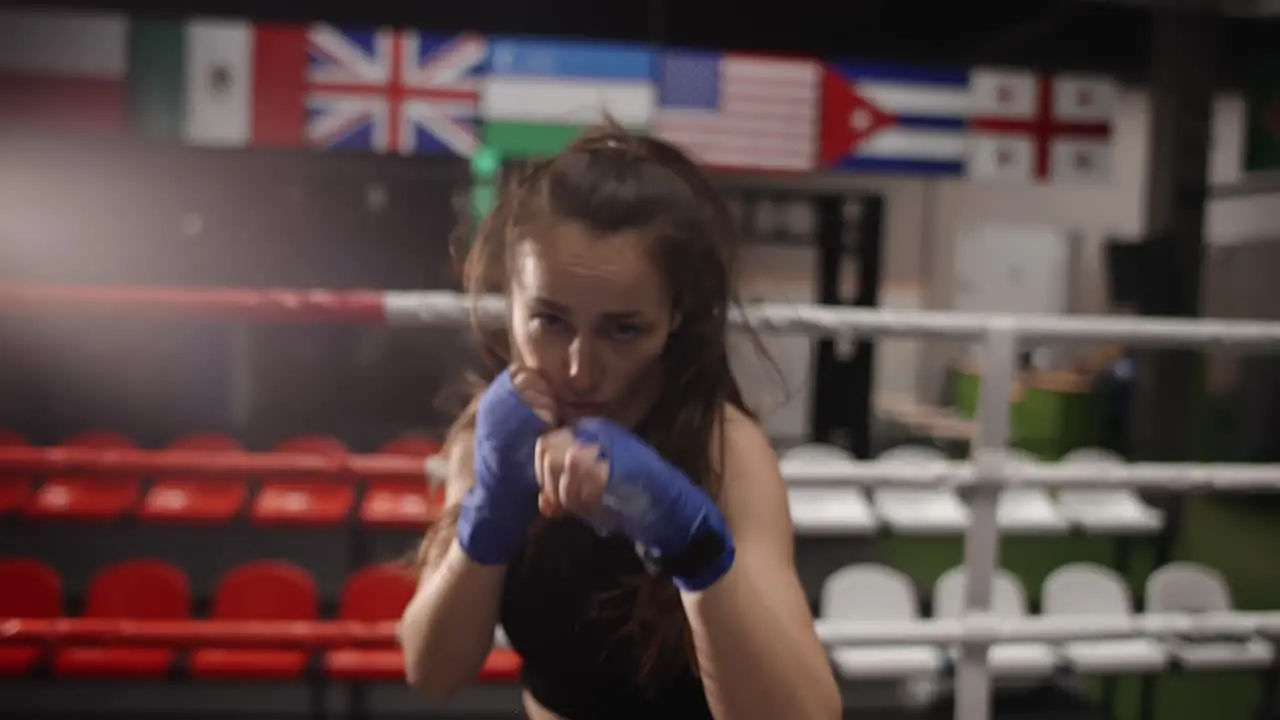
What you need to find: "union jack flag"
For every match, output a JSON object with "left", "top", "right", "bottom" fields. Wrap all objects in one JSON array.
[{"left": 305, "top": 26, "right": 486, "bottom": 157}]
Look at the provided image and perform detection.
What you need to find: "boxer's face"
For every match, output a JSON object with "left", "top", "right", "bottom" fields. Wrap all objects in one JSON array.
[{"left": 509, "top": 223, "right": 678, "bottom": 426}]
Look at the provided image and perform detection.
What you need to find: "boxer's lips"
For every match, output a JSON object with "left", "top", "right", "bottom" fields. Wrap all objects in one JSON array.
[{"left": 562, "top": 402, "right": 606, "bottom": 417}]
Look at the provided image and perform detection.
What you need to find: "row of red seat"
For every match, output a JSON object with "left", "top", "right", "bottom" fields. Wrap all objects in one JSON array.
[
  {"left": 0, "top": 430, "right": 445, "bottom": 528},
  {"left": 0, "top": 556, "right": 519, "bottom": 683}
]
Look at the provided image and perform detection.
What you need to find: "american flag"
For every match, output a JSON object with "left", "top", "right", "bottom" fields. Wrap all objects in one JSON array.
[
  {"left": 654, "top": 51, "right": 821, "bottom": 173},
  {"left": 305, "top": 26, "right": 486, "bottom": 157}
]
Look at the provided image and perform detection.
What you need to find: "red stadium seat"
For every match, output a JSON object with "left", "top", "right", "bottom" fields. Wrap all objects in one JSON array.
[
  {"left": 54, "top": 559, "right": 191, "bottom": 679},
  {"left": 325, "top": 564, "right": 417, "bottom": 681},
  {"left": 0, "top": 432, "right": 31, "bottom": 515},
  {"left": 139, "top": 434, "right": 248, "bottom": 524},
  {"left": 338, "top": 563, "right": 417, "bottom": 620},
  {"left": 0, "top": 558, "right": 62, "bottom": 676},
  {"left": 251, "top": 435, "right": 354, "bottom": 526},
  {"left": 27, "top": 431, "right": 140, "bottom": 521},
  {"left": 189, "top": 560, "right": 318, "bottom": 680},
  {"left": 324, "top": 562, "right": 519, "bottom": 683},
  {"left": 480, "top": 649, "right": 523, "bottom": 682},
  {"left": 360, "top": 484, "right": 442, "bottom": 529},
  {"left": 324, "top": 646, "right": 521, "bottom": 683},
  {"left": 361, "top": 436, "right": 444, "bottom": 529},
  {"left": 377, "top": 435, "right": 442, "bottom": 457},
  {"left": 0, "top": 479, "right": 31, "bottom": 514}
]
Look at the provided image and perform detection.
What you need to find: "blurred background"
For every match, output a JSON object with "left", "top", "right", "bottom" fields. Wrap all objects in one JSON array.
[{"left": 2, "top": 0, "right": 1280, "bottom": 719}]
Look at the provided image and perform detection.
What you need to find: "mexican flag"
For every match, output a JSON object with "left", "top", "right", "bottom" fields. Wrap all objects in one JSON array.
[
  {"left": 480, "top": 38, "right": 656, "bottom": 158},
  {"left": 1245, "top": 54, "right": 1280, "bottom": 173},
  {"left": 0, "top": 10, "right": 129, "bottom": 135},
  {"left": 129, "top": 18, "right": 307, "bottom": 147}
]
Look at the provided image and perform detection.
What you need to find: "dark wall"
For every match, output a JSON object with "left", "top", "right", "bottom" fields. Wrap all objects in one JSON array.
[
  {"left": 0, "top": 138, "right": 467, "bottom": 288},
  {"left": 0, "top": 139, "right": 481, "bottom": 448}
]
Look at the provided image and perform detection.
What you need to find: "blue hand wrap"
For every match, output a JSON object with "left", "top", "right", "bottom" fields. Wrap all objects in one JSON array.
[
  {"left": 457, "top": 370, "right": 547, "bottom": 565},
  {"left": 573, "top": 418, "right": 735, "bottom": 591}
]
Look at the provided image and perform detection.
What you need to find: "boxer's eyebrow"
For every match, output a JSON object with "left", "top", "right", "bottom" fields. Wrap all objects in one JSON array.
[
  {"left": 530, "top": 296, "right": 569, "bottom": 313},
  {"left": 531, "top": 296, "right": 647, "bottom": 322}
]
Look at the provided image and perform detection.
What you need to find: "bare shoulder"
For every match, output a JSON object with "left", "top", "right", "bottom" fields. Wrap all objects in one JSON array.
[
  {"left": 443, "top": 430, "right": 477, "bottom": 504},
  {"left": 715, "top": 402, "right": 779, "bottom": 473},
  {"left": 713, "top": 403, "right": 794, "bottom": 550}
]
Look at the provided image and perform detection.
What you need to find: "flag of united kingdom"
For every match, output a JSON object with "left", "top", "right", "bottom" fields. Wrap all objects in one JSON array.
[{"left": 305, "top": 26, "right": 486, "bottom": 157}]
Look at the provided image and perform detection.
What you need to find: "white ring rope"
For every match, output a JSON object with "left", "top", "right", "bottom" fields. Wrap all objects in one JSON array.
[
  {"left": 424, "top": 455, "right": 1280, "bottom": 493},
  {"left": 381, "top": 291, "right": 1280, "bottom": 348},
  {"left": 779, "top": 458, "right": 1280, "bottom": 492},
  {"left": 814, "top": 610, "right": 1280, "bottom": 647}
]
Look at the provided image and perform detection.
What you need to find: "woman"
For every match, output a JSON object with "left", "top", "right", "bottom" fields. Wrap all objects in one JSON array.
[{"left": 399, "top": 128, "right": 840, "bottom": 720}]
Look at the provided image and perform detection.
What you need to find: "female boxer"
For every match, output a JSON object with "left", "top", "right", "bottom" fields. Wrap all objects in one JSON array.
[{"left": 399, "top": 128, "right": 840, "bottom": 720}]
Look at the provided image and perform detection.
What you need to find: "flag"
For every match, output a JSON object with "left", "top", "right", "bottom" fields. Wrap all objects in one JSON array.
[
  {"left": 481, "top": 38, "right": 655, "bottom": 158},
  {"left": 128, "top": 19, "right": 302, "bottom": 147},
  {"left": 968, "top": 67, "right": 1115, "bottom": 182},
  {"left": 0, "top": 9, "right": 129, "bottom": 134},
  {"left": 655, "top": 51, "right": 819, "bottom": 173},
  {"left": 819, "top": 61, "right": 970, "bottom": 175},
  {"left": 130, "top": 22, "right": 485, "bottom": 155},
  {"left": 129, "top": 19, "right": 185, "bottom": 138},
  {"left": 301, "top": 27, "right": 486, "bottom": 156},
  {"left": 184, "top": 19, "right": 258, "bottom": 146},
  {"left": 1245, "top": 55, "right": 1280, "bottom": 173}
]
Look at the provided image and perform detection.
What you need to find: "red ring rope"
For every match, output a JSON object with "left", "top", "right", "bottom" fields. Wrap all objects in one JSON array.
[
  {"left": 0, "top": 618, "right": 397, "bottom": 648},
  {"left": 0, "top": 446, "right": 432, "bottom": 480},
  {"left": 0, "top": 284, "right": 387, "bottom": 323}
]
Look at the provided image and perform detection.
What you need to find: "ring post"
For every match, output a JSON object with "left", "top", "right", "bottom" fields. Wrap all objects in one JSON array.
[{"left": 954, "top": 318, "right": 1019, "bottom": 720}]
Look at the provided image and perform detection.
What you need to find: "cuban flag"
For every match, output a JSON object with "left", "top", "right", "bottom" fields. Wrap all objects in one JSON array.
[
  {"left": 305, "top": 27, "right": 487, "bottom": 157},
  {"left": 819, "top": 61, "right": 971, "bottom": 175}
]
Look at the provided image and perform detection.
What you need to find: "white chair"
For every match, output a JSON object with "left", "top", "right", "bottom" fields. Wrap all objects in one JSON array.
[
  {"left": 997, "top": 449, "right": 1070, "bottom": 535},
  {"left": 1042, "top": 562, "right": 1168, "bottom": 674},
  {"left": 934, "top": 566, "right": 1058, "bottom": 678},
  {"left": 872, "top": 446, "right": 969, "bottom": 534},
  {"left": 821, "top": 563, "right": 945, "bottom": 680},
  {"left": 781, "top": 443, "right": 879, "bottom": 536},
  {"left": 1054, "top": 448, "right": 1164, "bottom": 534},
  {"left": 1146, "top": 562, "right": 1274, "bottom": 670}
]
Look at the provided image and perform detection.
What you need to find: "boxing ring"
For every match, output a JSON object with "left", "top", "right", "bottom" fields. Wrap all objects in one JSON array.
[{"left": 4, "top": 282, "right": 1280, "bottom": 720}]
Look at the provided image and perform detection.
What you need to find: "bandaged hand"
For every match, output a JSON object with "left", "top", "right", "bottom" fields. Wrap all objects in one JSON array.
[
  {"left": 457, "top": 367, "right": 556, "bottom": 565},
  {"left": 534, "top": 418, "right": 735, "bottom": 591}
]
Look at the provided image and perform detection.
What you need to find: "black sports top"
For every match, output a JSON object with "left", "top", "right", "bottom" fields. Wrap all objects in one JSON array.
[{"left": 500, "top": 516, "right": 714, "bottom": 720}]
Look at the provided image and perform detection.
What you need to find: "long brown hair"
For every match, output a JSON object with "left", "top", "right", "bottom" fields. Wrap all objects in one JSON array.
[{"left": 416, "top": 124, "right": 771, "bottom": 685}]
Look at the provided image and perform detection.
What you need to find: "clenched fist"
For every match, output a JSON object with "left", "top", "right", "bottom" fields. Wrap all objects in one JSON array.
[{"left": 535, "top": 427, "right": 608, "bottom": 525}]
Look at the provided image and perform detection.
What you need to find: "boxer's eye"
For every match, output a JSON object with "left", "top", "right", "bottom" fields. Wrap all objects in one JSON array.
[
  {"left": 609, "top": 322, "right": 645, "bottom": 341},
  {"left": 531, "top": 312, "right": 568, "bottom": 332}
]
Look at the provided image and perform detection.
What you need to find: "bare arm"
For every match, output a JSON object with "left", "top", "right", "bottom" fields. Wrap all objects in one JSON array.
[
  {"left": 399, "top": 431, "right": 506, "bottom": 700},
  {"left": 684, "top": 410, "right": 841, "bottom": 720}
]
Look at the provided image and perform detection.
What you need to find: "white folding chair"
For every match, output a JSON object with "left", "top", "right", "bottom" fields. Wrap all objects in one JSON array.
[
  {"left": 997, "top": 449, "right": 1069, "bottom": 535},
  {"left": 1146, "top": 562, "right": 1274, "bottom": 670},
  {"left": 872, "top": 445, "right": 969, "bottom": 534},
  {"left": 821, "top": 563, "right": 945, "bottom": 680},
  {"left": 1055, "top": 448, "right": 1164, "bottom": 534},
  {"left": 934, "top": 566, "right": 1058, "bottom": 678},
  {"left": 1042, "top": 562, "right": 1167, "bottom": 674},
  {"left": 781, "top": 443, "right": 878, "bottom": 536}
]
